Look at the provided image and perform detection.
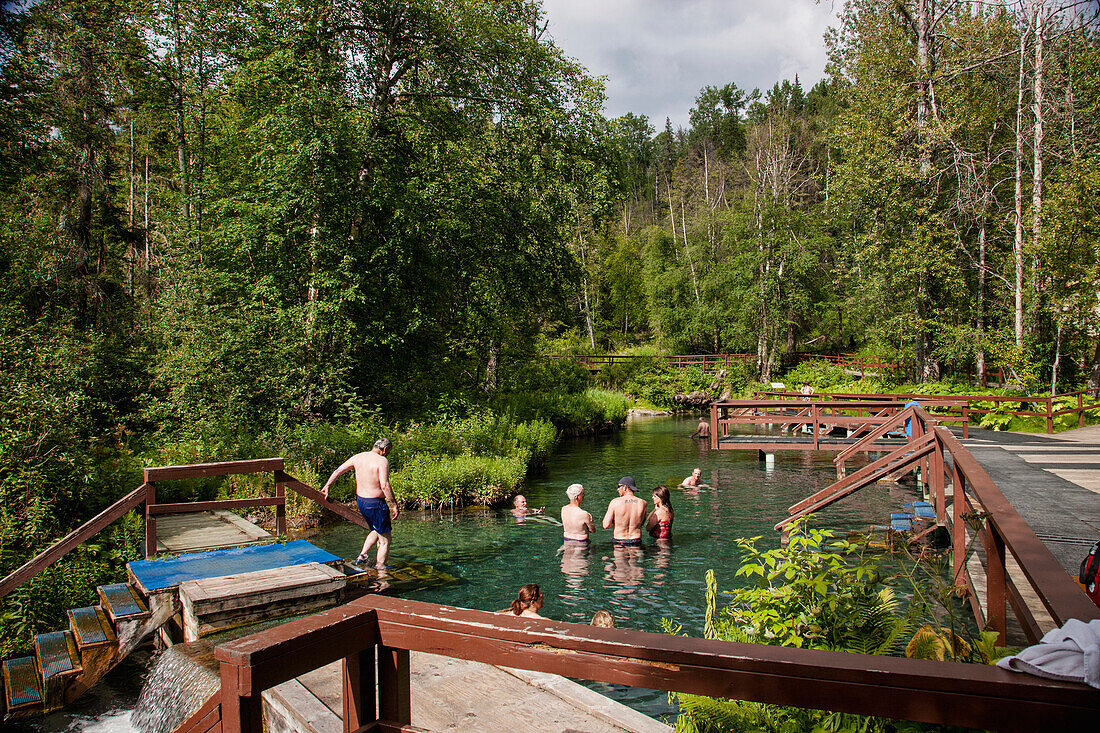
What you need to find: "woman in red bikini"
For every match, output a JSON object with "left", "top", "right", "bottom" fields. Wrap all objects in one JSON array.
[{"left": 646, "top": 486, "right": 674, "bottom": 541}]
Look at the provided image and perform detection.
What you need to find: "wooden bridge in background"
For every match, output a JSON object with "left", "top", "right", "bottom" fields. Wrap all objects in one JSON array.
[{"left": 549, "top": 352, "right": 901, "bottom": 376}]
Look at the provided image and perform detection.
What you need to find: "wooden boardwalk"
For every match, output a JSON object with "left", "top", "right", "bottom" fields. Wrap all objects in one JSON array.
[
  {"left": 266, "top": 653, "right": 672, "bottom": 733},
  {"left": 960, "top": 425, "right": 1099, "bottom": 645}
]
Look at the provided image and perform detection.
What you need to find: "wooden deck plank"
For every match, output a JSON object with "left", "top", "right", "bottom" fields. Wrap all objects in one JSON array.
[{"left": 155, "top": 510, "right": 274, "bottom": 554}]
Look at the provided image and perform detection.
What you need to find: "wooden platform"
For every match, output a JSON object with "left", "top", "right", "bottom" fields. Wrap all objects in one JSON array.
[
  {"left": 264, "top": 652, "right": 671, "bottom": 733},
  {"left": 179, "top": 562, "right": 346, "bottom": 641},
  {"left": 155, "top": 509, "right": 273, "bottom": 553}
]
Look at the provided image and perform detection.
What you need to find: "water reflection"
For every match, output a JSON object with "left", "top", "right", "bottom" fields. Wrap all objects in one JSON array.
[
  {"left": 603, "top": 545, "right": 644, "bottom": 594},
  {"left": 559, "top": 540, "right": 590, "bottom": 590}
]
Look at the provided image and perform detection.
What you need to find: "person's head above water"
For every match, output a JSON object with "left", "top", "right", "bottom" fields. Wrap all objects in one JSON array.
[
  {"left": 652, "top": 486, "right": 673, "bottom": 512},
  {"left": 510, "top": 583, "right": 544, "bottom": 615},
  {"left": 590, "top": 609, "right": 615, "bottom": 627},
  {"left": 618, "top": 476, "right": 637, "bottom": 493},
  {"left": 513, "top": 495, "right": 527, "bottom": 509},
  {"left": 566, "top": 483, "right": 584, "bottom": 501}
]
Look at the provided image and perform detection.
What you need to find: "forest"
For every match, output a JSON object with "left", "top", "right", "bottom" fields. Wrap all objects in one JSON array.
[{"left": 0, "top": 0, "right": 1098, "bottom": 653}]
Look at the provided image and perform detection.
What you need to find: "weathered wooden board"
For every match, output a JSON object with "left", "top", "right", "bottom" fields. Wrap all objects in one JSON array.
[
  {"left": 155, "top": 510, "right": 273, "bottom": 554},
  {"left": 179, "top": 562, "right": 346, "bottom": 642}
]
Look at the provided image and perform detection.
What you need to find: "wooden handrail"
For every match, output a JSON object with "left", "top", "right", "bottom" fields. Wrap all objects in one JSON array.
[
  {"left": 0, "top": 484, "right": 148, "bottom": 600},
  {"left": 144, "top": 458, "right": 285, "bottom": 482},
  {"left": 834, "top": 405, "right": 923, "bottom": 464},
  {"left": 199, "top": 594, "right": 1100, "bottom": 733},
  {"left": 933, "top": 426, "right": 1099, "bottom": 628},
  {"left": 276, "top": 470, "right": 371, "bottom": 531}
]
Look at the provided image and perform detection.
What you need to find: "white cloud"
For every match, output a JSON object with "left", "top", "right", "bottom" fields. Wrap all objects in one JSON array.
[{"left": 541, "top": 0, "right": 838, "bottom": 129}]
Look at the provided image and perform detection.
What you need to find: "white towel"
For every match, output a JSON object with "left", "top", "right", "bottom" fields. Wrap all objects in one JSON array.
[{"left": 996, "top": 618, "right": 1100, "bottom": 689}]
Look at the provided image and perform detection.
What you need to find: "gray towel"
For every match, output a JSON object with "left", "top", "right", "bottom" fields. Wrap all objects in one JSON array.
[{"left": 996, "top": 618, "right": 1100, "bottom": 689}]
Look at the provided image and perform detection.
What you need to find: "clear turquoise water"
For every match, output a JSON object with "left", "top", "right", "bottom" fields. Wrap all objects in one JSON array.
[{"left": 309, "top": 414, "right": 914, "bottom": 720}]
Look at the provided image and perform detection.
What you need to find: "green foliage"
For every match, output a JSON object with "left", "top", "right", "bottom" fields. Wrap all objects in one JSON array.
[
  {"left": 780, "top": 360, "right": 848, "bottom": 391},
  {"left": 668, "top": 520, "right": 912, "bottom": 732}
]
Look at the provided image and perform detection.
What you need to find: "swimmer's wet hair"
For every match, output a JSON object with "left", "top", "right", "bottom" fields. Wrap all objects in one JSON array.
[
  {"left": 566, "top": 483, "right": 584, "bottom": 500},
  {"left": 374, "top": 437, "right": 392, "bottom": 451},
  {"left": 591, "top": 610, "right": 615, "bottom": 627}
]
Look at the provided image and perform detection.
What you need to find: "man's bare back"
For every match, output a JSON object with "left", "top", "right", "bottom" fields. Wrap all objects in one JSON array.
[
  {"left": 561, "top": 484, "right": 595, "bottom": 541},
  {"left": 602, "top": 477, "right": 648, "bottom": 541},
  {"left": 322, "top": 449, "right": 393, "bottom": 501}
]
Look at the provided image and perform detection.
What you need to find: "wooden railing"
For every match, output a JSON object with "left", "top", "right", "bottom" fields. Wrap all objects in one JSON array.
[
  {"left": 175, "top": 593, "right": 1100, "bottom": 733},
  {"left": 756, "top": 389, "right": 1100, "bottom": 434},
  {"left": 549, "top": 352, "right": 901, "bottom": 374},
  {"left": 828, "top": 406, "right": 1098, "bottom": 645},
  {"left": 708, "top": 399, "right": 915, "bottom": 451},
  {"left": 0, "top": 458, "right": 365, "bottom": 601}
]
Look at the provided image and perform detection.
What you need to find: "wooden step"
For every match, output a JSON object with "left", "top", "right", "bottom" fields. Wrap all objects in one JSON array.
[
  {"left": 2, "top": 655, "right": 43, "bottom": 718},
  {"left": 97, "top": 583, "right": 149, "bottom": 623},
  {"left": 67, "top": 606, "right": 117, "bottom": 650},
  {"left": 34, "top": 630, "right": 82, "bottom": 679},
  {"left": 35, "top": 630, "right": 82, "bottom": 713}
]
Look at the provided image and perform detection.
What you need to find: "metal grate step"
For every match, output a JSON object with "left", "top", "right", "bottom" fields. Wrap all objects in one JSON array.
[
  {"left": 68, "top": 605, "right": 116, "bottom": 648},
  {"left": 97, "top": 583, "right": 149, "bottom": 622},
  {"left": 2, "top": 656, "right": 43, "bottom": 711},
  {"left": 34, "top": 630, "right": 82, "bottom": 679}
]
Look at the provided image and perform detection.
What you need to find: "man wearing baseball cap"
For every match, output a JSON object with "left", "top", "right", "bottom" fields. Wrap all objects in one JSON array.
[{"left": 602, "top": 476, "right": 648, "bottom": 546}]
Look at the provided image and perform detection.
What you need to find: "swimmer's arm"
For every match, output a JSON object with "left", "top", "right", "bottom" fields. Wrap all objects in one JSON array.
[
  {"left": 321, "top": 457, "right": 356, "bottom": 499},
  {"left": 645, "top": 510, "right": 658, "bottom": 532},
  {"left": 583, "top": 511, "right": 595, "bottom": 533},
  {"left": 379, "top": 460, "right": 399, "bottom": 519},
  {"left": 601, "top": 502, "right": 615, "bottom": 529}
]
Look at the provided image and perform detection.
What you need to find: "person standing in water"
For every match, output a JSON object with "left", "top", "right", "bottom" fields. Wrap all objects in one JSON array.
[
  {"left": 561, "top": 484, "right": 595, "bottom": 542},
  {"left": 602, "top": 476, "right": 648, "bottom": 546},
  {"left": 688, "top": 417, "right": 710, "bottom": 439},
  {"left": 322, "top": 438, "right": 399, "bottom": 569},
  {"left": 647, "top": 486, "right": 674, "bottom": 541}
]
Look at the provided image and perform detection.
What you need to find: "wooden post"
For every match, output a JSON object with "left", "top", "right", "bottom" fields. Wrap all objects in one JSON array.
[
  {"left": 377, "top": 646, "right": 411, "bottom": 726},
  {"left": 343, "top": 648, "right": 376, "bottom": 732},
  {"left": 931, "top": 433, "right": 945, "bottom": 525},
  {"left": 220, "top": 662, "right": 263, "bottom": 733},
  {"left": 951, "top": 460, "right": 967, "bottom": 589},
  {"left": 710, "top": 402, "right": 719, "bottom": 449},
  {"left": 1045, "top": 397, "right": 1054, "bottom": 434},
  {"left": 1078, "top": 393, "right": 1084, "bottom": 428},
  {"left": 812, "top": 403, "right": 820, "bottom": 450},
  {"left": 274, "top": 479, "right": 286, "bottom": 537},
  {"left": 962, "top": 405, "right": 969, "bottom": 439},
  {"left": 144, "top": 482, "right": 157, "bottom": 559},
  {"left": 986, "top": 529, "right": 1008, "bottom": 646}
]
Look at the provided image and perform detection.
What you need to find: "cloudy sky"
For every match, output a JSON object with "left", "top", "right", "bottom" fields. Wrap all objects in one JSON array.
[{"left": 541, "top": 0, "right": 839, "bottom": 130}]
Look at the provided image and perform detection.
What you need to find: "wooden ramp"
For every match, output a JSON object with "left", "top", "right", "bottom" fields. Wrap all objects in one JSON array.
[{"left": 155, "top": 509, "right": 273, "bottom": 554}]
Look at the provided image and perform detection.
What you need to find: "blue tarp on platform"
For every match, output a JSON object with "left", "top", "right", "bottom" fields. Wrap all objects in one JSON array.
[{"left": 128, "top": 540, "right": 341, "bottom": 591}]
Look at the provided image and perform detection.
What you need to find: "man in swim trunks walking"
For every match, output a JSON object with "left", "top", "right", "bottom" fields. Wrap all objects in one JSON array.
[
  {"left": 561, "top": 484, "right": 595, "bottom": 543},
  {"left": 602, "top": 476, "right": 648, "bottom": 546},
  {"left": 322, "top": 438, "right": 399, "bottom": 569}
]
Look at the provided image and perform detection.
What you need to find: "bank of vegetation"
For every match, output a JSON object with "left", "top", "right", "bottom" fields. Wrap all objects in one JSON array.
[{"left": 1, "top": 0, "right": 1097, "bottom": 669}]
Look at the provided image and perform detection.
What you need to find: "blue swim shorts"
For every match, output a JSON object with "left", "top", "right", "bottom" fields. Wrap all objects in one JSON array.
[{"left": 356, "top": 496, "right": 392, "bottom": 535}]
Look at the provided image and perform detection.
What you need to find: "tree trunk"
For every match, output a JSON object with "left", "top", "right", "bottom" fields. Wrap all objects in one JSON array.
[
  {"left": 173, "top": 0, "right": 190, "bottom": 225},
  {"left": 1050, "top": 316, "right": 1060, "bottom": 397},
  {"left": 1087, "top": 337, "right": 1100, "bottom": 398},
  {"left": 681, "top": 199, "right": 701, "bottom": 304},
  {"left": 1031, "top": 1, "right": 1045, "bottom": 254},
  {"left": 915, "top": 0, "right": 934, "bottom": 176},
  {"left": 976, "top": 220, "right": 987, "bottom": 386},
  {"left": 1013, "top": 5, "right": 1033, "bottom": 347}
]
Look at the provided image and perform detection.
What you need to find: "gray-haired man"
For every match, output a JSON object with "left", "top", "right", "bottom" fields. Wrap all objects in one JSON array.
[
  {"left": 322, "top": 438, "right": 399, "bottom": 568},
  {"left": 561, "top": 483, "right": 595, "bottom": 543}
]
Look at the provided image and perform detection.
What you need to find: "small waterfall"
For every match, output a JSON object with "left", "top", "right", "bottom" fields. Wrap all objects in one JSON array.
[{"left": 131, "top": 642, "right": 219, "bottom": 733}]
